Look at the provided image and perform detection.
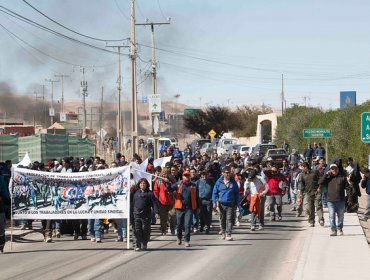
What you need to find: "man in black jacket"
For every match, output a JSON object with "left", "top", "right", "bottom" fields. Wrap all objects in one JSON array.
[
  {"left": 318, "top": 163, "right": 348, "bottom": 236},
  {"left": 359, "top": 168, "right": 370, "bottom": 221},
  {"left": 133, "top": 178, "right": 159, "bottom": 251},
  {"left": 300, "top": 162, "right": 324, "bottom": 227}
]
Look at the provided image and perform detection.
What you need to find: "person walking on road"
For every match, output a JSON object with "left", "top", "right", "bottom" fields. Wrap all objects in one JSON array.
[
  {"left": 299, "top": 162, "right": 324, "bottom": 227},
  {"left": 133, "top": 178, "right": 159, "bottom": 251},
  {"left": 212, "top": 166, "right": 240, "bottom": 241},
  {"left": 196, "top": 170, "right": 214, "bottom": 234},
  {"left": 359, "top": 168, "right": 370, "bottom": 221},
  {"left": 318, "top": 163, "right": 348, "bottom": 236},
  {"left": 244, "top": 169, "right": 269, "bottom": 231},
  {"left": 263, "top": 166, "right": 288, "bottom": 221},
  {"left": 167, "top": 170, "right": 199, "bottom": 247}
]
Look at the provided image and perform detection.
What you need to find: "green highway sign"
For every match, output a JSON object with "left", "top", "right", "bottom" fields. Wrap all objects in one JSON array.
[
  {"left": 361, "top": 112, "right": 370, "bottom": 143},
  {"left": 303, "top": 128, "right": 331, "bottom": 139}
]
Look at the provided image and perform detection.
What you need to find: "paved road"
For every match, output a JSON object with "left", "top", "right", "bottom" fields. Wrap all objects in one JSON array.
[{"left": 0, "top": 206, "right": 308, "bottom": 280}]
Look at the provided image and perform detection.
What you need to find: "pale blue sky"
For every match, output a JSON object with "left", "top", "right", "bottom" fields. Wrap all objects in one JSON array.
[{"left": 0, "top": 0, "right": 369, "bottom": 110}]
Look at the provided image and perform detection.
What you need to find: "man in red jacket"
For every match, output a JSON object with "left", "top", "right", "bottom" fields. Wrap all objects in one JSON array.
[{"left": 263, "top": 165, "right": 288, "bottom": 221}]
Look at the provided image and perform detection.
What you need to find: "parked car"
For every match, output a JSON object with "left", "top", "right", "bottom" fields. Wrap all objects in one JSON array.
[
  {"left": 251, "top": 143, "right": 278, "bottom": 163},
  {"left": 200, "top": 142, "right": 213, "bottom": 156},
  {"left": 217, "top": 138, "right": 238, "bottom": 156},
  {"left": 261, "top": 148, "right": 289, "bottom": 167},
  {"left": 190, "top": 139, "right": 211, "bottom": 152},
  {"left": 225, "top": 144, "right": 244, "bottom": 156},
  {"left": 237, "top": 145, "right": 252, "bottom": 158}
]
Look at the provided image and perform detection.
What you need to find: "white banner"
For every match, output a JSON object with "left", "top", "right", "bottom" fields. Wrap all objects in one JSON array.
[{"left": 10, "top": 166, "right": 130, "bottom": 219}]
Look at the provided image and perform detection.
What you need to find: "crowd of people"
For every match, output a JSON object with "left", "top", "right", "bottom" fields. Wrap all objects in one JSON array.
[{"left": 0, "top": 142, "right": 368, "bottom": 253}]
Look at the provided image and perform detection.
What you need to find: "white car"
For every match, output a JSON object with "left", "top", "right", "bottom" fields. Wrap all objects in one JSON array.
[{"left": 238, "top": 145, "right": 252, "bottom": 158}]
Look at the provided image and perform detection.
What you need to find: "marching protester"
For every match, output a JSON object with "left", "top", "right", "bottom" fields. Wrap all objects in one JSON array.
[
  {"left": 212, "top": 166, "right": 240, "bottom": 241},
  {"left": 0, "top": 192, "right": 7, "bottom": 253},
  {"left": 132, "top": 178, "right": 159, "bottom": 251},
  {"left": 167, "top": 169, "right": 199, "bottom": 247},
  {"left": 318, "top": 163, "right": 348, "bottom": 236},
  {"left": 263, "top": 165, "right": 288, "bottom": 221},
  {"left": 153, "top": 168, "right": 176, "bottom": 236},
  {"left": 196, "top": 170, "right": 214, "bottom": 234},
  {"left": 244, "top": 169, "right": 269, "bottom": 231},
  {"left": 299, "top": 162, "right": 324, "bottom": 227},
  {"left": 359, "top": 168, "right": 370, "bottom": 221}
]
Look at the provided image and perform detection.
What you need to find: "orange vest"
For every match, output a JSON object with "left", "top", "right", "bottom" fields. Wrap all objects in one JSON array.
[{"left": 174, "top": 184, "right": 198, "bottom": 210}]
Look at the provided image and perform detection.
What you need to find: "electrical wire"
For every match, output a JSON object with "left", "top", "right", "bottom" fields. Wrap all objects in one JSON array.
[
  {"left": 22, "top": 0, "right": 128, "bottom": 42},
  {"left": 0, "top": 22, "right": 62, "bottom": 74},
  {"left": 1, "top": 12, "right": 118, "bottom": 69},
  {"left": 114, "top": 0, "right": 130, "bottom": 22},
  {"left": 157, "top": 0, "right": 168, "bottom": 21},
  {"left": 0, "top": 6, "right": 125, "bottom": 56}
]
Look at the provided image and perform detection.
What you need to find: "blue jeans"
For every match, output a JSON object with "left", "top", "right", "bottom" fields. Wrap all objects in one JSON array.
[
  {"left": 251, "top": 196, "right": 266, "bottom": 227},
  {"left": 88, "top": 219, "right": 102, "bottom": 238},
  {"left": 321, "top": 192, "right": 328, "bottom": 207},
  {"left": 176, "top": 209, "right": 193, "bottom": 242},
  {"left": 192, "top": 212, "right": 199, "bottom": 230},
  {"left": 327, "top": 201, "right": 345, "bottom": 232},
  {"left": 116, "top": 219, "right": 127, "bottom": 238}
]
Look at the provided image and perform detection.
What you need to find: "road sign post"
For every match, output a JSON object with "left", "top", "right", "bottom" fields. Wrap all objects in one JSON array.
[{"left": 361, "top": 112, "right": 370, "bottom": 143}]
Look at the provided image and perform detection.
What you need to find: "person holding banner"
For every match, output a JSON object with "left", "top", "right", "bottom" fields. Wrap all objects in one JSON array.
[{"left": 133, "top": 178, "right": 159, "bottom": 251}]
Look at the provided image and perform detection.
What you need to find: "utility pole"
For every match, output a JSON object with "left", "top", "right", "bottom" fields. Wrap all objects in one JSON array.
[
  {"left": 281, "top": 74, "right": 285, "bottom": 115},
  {"left": 54, "top": 74, "right": 69, "bottom": 113},
  {"left": 100, "top": 86, "right": 104, "bottom": 155},
  {"left": 80, "top": 67, "right": 88, "bottom": 134},
  {"left": 130, "top": 0, "right": 138, "bottom": 158},
  {"left": 106, "top": 44, "right": 128, "bottom": 153},
  {"left": 136, "top": 20, "right": 170, "bottom": 159},
  {"left": 33, "top": 91, "right": 42, "bottom": 131},
  {"left": 42, "top": 85, "right": 46, "bottom": 127},
  {"left": 45, "top": 79, "right": 59, "bottom": 125},
  {"left": 303, "top": 96, "right": 310, "bottom": 107}
]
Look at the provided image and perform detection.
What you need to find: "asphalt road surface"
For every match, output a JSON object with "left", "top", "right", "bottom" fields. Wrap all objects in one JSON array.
[{"left": 0, "top": 205, "right": 308, "bottom": 280}]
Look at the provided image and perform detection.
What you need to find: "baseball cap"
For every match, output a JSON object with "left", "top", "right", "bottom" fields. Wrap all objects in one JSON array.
[
  {"left": 182, "top": 170, "right": 191, "bottom": 176},
  {"left": 330, "top": 164, "right": 338, "bottom": 169}
]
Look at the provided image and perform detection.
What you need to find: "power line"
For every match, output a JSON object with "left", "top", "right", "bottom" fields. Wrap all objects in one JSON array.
[
  {"left": 114, "top": 0, "right": 130, "bottom": 22},
  {"left": 22, "top": 0, "right": 128, "bottom": 42},
  {"left": 0, "top": 6, "right": 126, "bottom": 57},
  {"left": 157, "top": 0, "right": 168, "bottom": 21}
]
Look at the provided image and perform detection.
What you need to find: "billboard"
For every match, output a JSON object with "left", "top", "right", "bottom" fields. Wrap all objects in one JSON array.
[{"left": 340, "top": 91, "right": 356, "bottom": 109}]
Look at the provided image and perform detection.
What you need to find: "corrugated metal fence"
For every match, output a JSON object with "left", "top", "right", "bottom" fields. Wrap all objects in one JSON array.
[{"left": 0, "top": 134, "right": 95, "bottom": 163}]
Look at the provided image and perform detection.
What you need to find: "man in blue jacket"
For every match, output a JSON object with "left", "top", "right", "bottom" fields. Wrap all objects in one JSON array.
[{"left": 212, "top": 166, "right": 240, "bottom": 241}]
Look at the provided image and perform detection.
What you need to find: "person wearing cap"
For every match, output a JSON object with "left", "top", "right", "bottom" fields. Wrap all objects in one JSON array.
[
  {"left": 196, "top": 170, "right": 214, "bottom": 234},
  {"left": 244, "top": 170, "right": 269, "bottom": 231},
  {"left": 263, "top": 165, "right": 288, "bottom": 221},
  {"left": 167, "top": 169, "right": 199, "bottom": 247},
  {"left": 359, "top": 168, "right": 370, "bottom": 221},
  {"left": 299, "top": 162, "right": 324, "bottom": 227},
  {"left": 212, "top": 166, "right": 240, "bottom": 241},
  {"left": 318, "top": 163, "right": 348, "bottom": 236}
]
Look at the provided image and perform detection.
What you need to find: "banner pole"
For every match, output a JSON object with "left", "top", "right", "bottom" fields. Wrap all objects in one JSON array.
[
  {"left": 9, "top": 175, "right": 13, "bottom": 251},
  {"left": 127, "top": 167, "right": 131, "bottom": 250}
]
